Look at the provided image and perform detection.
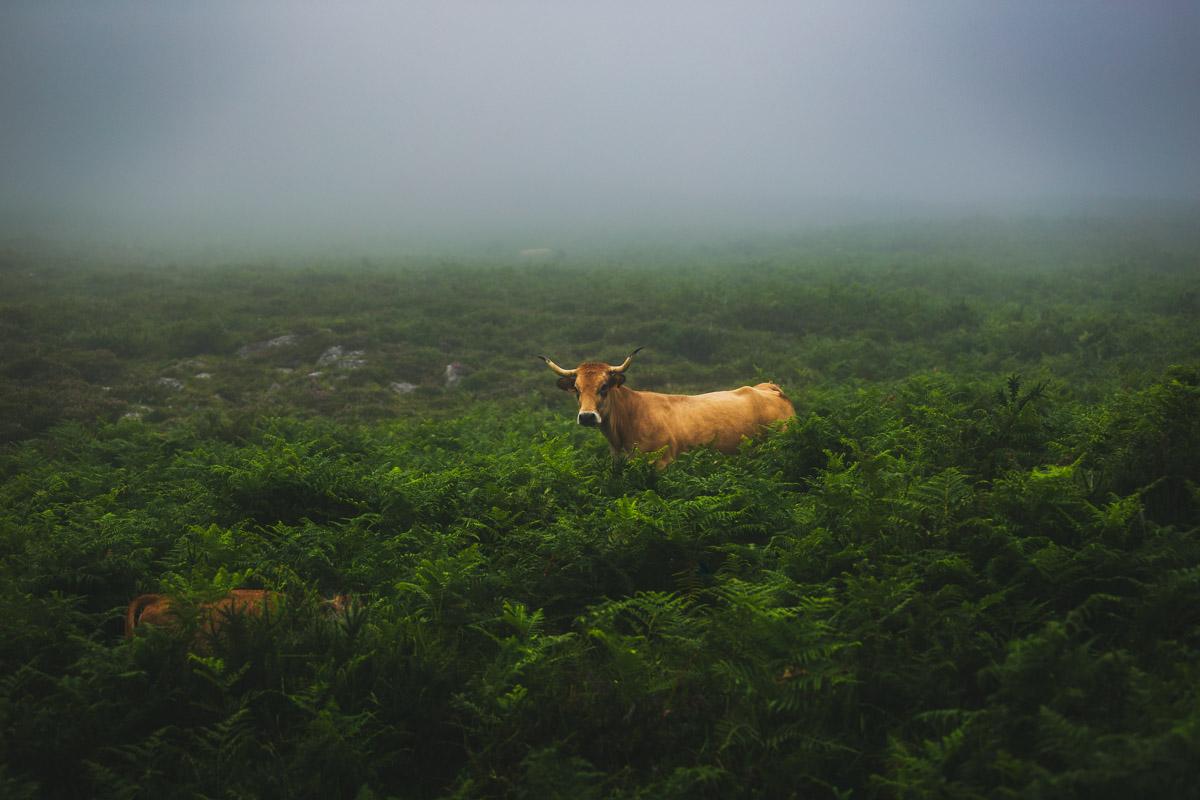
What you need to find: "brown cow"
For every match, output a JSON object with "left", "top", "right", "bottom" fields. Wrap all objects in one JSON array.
[
  {"left": 539, "top": 347, "right": 794, "bottom": 467},
  {"left": 125, "top": 589, "right": 351, "bottom": 641},
  {"left": 124, "top": 589, "right": 280, "bottom": 640}
]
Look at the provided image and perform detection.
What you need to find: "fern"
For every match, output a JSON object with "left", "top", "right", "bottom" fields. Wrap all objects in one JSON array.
[{"left": 3, "top": 245, "right": 1200, "bottom": 797}]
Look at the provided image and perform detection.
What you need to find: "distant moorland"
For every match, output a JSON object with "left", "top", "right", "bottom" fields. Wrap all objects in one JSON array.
[{"left": 2, "top": 217, "right": 1198, "bottom": 798}]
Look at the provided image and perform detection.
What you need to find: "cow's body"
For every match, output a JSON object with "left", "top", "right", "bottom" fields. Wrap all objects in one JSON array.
[
  {"left": 539, "top": 349, "right": 794, "bottom": 467},
  {"left": 124, "top": 589, "right": 281, "bottom": 640},
  {"left": 600, "top": 383, "right": 793, "bottom": 465}
]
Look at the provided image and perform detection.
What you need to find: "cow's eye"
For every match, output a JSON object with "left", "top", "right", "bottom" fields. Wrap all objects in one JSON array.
[{"left": 598, "top": 386, "right": 608, "bottom": 397}]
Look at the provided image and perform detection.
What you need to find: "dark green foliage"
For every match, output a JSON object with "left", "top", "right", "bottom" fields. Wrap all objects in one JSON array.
[{"left": 1, "top": 219, "right": 1198, "bottom": 797}]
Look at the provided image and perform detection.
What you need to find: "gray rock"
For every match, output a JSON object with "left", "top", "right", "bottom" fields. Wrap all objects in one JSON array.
[
  {"left": 390, "top": 381, "right": 418, "bottom": 394},
  {"left": 156, "top": 377, "right": 184, "bottom": 391},
  {"left": 237, "top": 334, "right": 298, "bottom": 358},
  {"left": 318, "top": 345, "right": 367, "bottom": 370},
  {"left": 121, "top": 404, "right": 153, "bottom": 421},
  {"left": 317, "top": 345, "right": 344, "bottom": 365},
  {"left": 444, "top": 362, "right": 466, "bottom": 388}
]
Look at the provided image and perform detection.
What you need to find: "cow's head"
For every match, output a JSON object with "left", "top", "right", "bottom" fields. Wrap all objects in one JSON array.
[{"left": 539, "top": 347, "right": 642, "bottom": 427}]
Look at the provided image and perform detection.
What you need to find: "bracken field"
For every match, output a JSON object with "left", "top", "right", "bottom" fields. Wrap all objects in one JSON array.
[{"left": 2, "top": 217, "right": 1199, "bottom": 799}]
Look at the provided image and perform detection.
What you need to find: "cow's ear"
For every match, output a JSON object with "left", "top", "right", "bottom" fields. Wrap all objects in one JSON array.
[
  {"left": 608, "top": 372, "right": 626, "bottom": 388},
  {"left": 556, "top": 375, "right": 576, "bottom": 391}
]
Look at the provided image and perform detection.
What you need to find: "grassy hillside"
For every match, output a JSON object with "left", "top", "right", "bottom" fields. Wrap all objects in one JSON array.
[{"left": 1, "top": 218, "right": 1199, "bottom": 798}]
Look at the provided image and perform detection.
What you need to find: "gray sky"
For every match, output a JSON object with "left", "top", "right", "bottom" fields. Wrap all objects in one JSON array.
[{"left": 2, "top": 1, "right": 1198, "bottom": 253}]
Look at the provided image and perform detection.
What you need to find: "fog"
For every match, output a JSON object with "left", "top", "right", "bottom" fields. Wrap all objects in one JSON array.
[{"left": 2, "top": 1, "right": 1198, "bottom": 257}]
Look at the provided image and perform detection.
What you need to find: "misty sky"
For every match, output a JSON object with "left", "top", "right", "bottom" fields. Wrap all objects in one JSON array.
[{"left": 2, "top": 1, "right": 1198, "bottom": 252}]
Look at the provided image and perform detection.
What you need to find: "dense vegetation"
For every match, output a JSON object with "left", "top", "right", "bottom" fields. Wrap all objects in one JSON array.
[{"left": 2, "top": 218, "right": 1198, "bottom": 798}]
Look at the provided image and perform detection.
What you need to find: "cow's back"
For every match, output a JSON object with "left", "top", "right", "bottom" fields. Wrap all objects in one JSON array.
[
  {"left": 198, "top": 589, "right": 280, "bottom": 637},
  {"left": 751, "top": 382, "right": 793, "bottom": 413},
  {"left": 706, "top": 384, "right": 793, "bottom": 450},
  {"left": 644, "top": 384, "right": 792, "bottom": 456}
]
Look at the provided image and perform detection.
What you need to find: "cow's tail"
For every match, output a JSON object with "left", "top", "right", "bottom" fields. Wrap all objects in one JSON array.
[{"left": 125, "top": 593, "right": 164, "bottom": 638}]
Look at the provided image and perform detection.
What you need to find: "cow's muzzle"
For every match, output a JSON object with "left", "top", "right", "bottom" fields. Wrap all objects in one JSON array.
[{"left": 577, "top": 411, "right": 601, "bottom": 427}]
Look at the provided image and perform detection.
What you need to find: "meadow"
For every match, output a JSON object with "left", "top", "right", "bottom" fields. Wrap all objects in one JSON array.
[{"left": 1, "top": 217, "right": 1199, "bottom": 798}]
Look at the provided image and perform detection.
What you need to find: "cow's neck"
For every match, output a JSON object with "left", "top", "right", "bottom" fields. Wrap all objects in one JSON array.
[{"left": 599, "top": 386, "right": 636, "bottom": 451}]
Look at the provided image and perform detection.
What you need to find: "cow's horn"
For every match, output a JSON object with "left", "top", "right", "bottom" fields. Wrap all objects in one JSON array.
[
  {"left": 610, "top": 346, "right": 644, "bottom": 373},
  {"left": 538, "top": 355, "right": 577, "bottom": 376}
]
